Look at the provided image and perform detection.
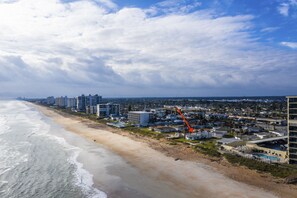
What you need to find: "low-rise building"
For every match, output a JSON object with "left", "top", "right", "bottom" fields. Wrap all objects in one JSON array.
[
  {"left": 255, "top": 132, "right": 274, "bottom": 139},
  {"left": 211, "top": 127, "right": 228, "bottom": 138},
  {"left": 153, "top": 126, "right": 176, "bottom": 133},
  {"left": 212, "top": 131, "right": 228, "bottom": 138},
  {"left": 270, "top": 131, "right": 287, "bottom": 137},
  {"left": 217, "top": 138, "right": 240, "bottom": 145},
  {"left": 246, "top": 137, "right": 288, "bottom": 161},
  {"left": 185, "top": 131, "right": 212, "bottom": 140}
]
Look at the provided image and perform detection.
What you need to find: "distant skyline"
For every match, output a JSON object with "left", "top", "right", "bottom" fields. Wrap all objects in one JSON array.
[{"left": 0, "top": 0, "right": 296, "bottom": 97}]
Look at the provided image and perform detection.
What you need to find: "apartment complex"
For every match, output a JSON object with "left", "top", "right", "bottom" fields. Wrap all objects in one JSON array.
[
  {"left": 67, "top": 98, "right": 77, "bottom": 109},
  {"left": 97, "top": 103, "right": 120, "bottom": 118},
  {"left": 86, "top": 105, "right": 97, "bottom": 114},
  {"left": 77, "top": 94, "right": 102, "bottom": 112},
  {"left": 287, "top": 96, "right": 297, "bottom": 164},
  {"left": 77, "top": 95, "right": 86, "bottom": 111},
  {"left": 55, "top": 96, "right": 68, "bottom": 107},
  {"left": 86, "top": 94, "right": 102, "bottom": 107},
  {"left": 128, "top": 111, "right": 152, "bottom": 126},
  {"left": 46, "top": 96, "right": 55, "bottom": 105}
]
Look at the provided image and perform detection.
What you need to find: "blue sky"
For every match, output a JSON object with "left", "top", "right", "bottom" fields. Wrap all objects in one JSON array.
[
  {"left": 0, "top": 0, "right": 296, "bottom": 97},
  {"left": 116, "top": 0, "right": 297, "bottom": 44}
]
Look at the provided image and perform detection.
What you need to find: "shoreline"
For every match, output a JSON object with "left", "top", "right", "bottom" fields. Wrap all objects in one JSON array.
[{"left": 33, "top": 103, "right": 297, "bottom": 198}]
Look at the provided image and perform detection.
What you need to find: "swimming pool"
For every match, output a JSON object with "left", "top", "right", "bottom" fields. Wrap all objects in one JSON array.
[{"left": 253, "top": 153, "right": 280, "bottom": 162}]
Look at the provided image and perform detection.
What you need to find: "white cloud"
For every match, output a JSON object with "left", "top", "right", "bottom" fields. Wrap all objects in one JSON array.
[
  {"left": 152, "top": 0, "right": 202, "bottom": 15},
  {"left": 280, "top": 42, "right": 297, "bottom": 49},
  {"left": 278, "top": 3, "right": 289, "bottom": 16},
  {"left": 0, "top": 0, "right": 296, "bottom": 97},
  {"left": 94, "top": 0, "right": 117, "bottom": 10},
  {"left": 278, "top": 0, "right": 297, "bottom": 16},
  {"left": 290, "top": 0, "right": 297, "bottom": 6},
  {"left": 260, "top": 27, "right": 280, "bottom": 33}
]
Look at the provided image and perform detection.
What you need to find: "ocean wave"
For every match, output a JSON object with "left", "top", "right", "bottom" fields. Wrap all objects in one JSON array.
[
  {"left": 45, "top": 134, "right": 107, "bottom": 198},
  {"left": 34, "top": 126, "right": 107, "bottom": 198},
  {"left": 0, "top": 116, "right": 10, "bottom": 135},
  {"left": 0, "top": 101, "right": 108, "bottom": 198},
  {"left": 68, "top": 151, "right": 107, "bottom": 198},
  {"left": 0, "top": 141, "right": 29, "bottom": 173}
]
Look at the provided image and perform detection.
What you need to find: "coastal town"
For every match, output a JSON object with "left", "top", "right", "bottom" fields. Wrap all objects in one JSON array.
[{"left": 22, "top": 95, "right": 297, "bottom": 173}]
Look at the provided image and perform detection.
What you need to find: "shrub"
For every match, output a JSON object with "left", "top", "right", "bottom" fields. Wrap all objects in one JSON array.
[{"left": 224, "top": 153, "right": 297, "bottom": 178}]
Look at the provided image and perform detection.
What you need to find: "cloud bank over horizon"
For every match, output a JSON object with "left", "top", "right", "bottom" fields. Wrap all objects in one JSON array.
[{"left": 0, "top": 0, "right": 296, "bottom": 97}]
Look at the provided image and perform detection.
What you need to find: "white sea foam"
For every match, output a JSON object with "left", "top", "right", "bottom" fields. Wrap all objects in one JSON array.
[
  {"left": 47, "top": 134, "right": 107, "bottom": 198},
  {"left": 34, "top": 123, "right": 107, "bottom": 198},
  {"left": 68, "top": 150, "right": 107, "bottom": 198},
  {"left": 0, "top": 116, "right": 10, "bottom": 135},
  {"left": 0, "top": 140, "right": 29, "bottom": 178},
  {"left": 0, "top": 101, "right": 108, "bottom": 198}
]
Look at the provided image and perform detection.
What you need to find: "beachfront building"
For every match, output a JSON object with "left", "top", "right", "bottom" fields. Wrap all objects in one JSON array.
[
  {"left": 67, "top": 98, "right": 77, "bottom": 109},
  {"left": 97, "top": 103, "right": 120, "bottom": 118},
  {"left": 86, "top": 94, "right": 102, "bottom": 107},
  {"left": 46, "top": 96, "right": 55, "bottom": 105},
  {"left": 55, "top": 96, "right": 68, "bottom": 108},
  {"left": 77, "top": 94, "right": 86, "bottom": 112},
  {"left": 86, "top": 106, "right": 97, "bottom": 114},
  {"left": 77, "top": 94, "right": 102, "bottom": 112},
  {"left": 287, "top": 96, "right": 297, "bottom": 164},
  {"left": 128, "top": 111, "right": 152, "bottom": 127},
  {"left": 186, "top": 131, "right": 212, "bottom": 140}
]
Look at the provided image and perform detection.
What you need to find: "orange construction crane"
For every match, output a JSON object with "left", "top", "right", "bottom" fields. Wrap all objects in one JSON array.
[{"left": 175, "top": 106, "right": 194, "bottom": 133}]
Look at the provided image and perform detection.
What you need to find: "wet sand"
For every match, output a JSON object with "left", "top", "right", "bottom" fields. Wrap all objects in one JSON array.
[{"left": 33, "top": 104, "right": 297, "bottom": 198}]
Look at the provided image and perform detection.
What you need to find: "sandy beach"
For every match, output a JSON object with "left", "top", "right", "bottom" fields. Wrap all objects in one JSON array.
[{"left": 33, "top": 104, "right": 297, "bottom": 198}]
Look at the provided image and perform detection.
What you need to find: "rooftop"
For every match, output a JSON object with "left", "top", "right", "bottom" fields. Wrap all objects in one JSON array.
[
  {"left": 248, "top": 136, "right": 287, "bottom": 144},
  {"left": 217, "top": 138, "right": 240, "bottom": 145},
  {"left": 128, "top": 111, "right": 152, "bottom": 114}
]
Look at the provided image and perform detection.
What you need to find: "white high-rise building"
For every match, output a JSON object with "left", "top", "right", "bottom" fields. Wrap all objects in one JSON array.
[
  {"left": 55, "top": 96, "right": 68, "bottom": 108},
  {"left": 67, "top": 98, "right": 77, "bottom": 109}
]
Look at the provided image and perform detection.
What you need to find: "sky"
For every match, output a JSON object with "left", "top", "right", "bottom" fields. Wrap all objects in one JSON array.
[{"left": 0, "top": 0, "right": 296, "bottom": 98}]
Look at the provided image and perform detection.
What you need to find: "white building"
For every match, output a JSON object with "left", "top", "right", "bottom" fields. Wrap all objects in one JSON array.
[
  {"left": 97, "top": 103, "right": 120, "bottom": 118},
  {"left": 211, "top": 127, "right": 228, "bottom": 138},
  {"left": 128, "top": 111, "right": 152, "bottom": 126},
  {"left": 67, "top": 98, "right": 77, "bottom": 109},
  {"left": 86, "top": 106, "right": 97, "bottom": 114},
  {"left": 55, "top": 96, "right": 67, "bottom": 108},
  {"left": 185, "top": 131, "right": 212, "bottom": 140}
]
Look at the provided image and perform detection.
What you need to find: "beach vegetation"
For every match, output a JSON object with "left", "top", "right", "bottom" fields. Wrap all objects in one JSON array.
[
  {"left": 123, "top": 126, "right": 165, "bottom": 139},
  {"left": 224, "top": 153, "right": 297, "bottom": 178},
  {"left": 193, "top": 140, "right": 221, "bottom": 157}
]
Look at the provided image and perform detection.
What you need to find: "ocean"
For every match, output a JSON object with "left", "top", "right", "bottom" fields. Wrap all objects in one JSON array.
[{"left": 0, "top": 100, "right": 107, "bottom": 198}]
